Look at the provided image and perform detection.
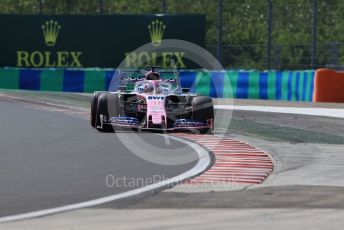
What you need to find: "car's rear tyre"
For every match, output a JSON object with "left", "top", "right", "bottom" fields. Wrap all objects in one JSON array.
[
  {"left": 192, "top": 96, "right": 214, "bottom": 134},
  {"left": 91, "top": 91, "right": 107, "bottom": 128}
]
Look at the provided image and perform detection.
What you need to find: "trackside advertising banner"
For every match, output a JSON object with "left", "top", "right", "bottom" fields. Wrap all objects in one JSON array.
[
  {"left": 0, "top": 15, "right": 205, "bottom": 68},
  {"left": 0, "top": 68, "right": 315, "bottom": 101}
]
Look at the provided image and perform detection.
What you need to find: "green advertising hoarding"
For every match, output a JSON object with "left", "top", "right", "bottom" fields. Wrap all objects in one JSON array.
[{"left": 0, "top": 14, "right": 205, "bottom": 68}]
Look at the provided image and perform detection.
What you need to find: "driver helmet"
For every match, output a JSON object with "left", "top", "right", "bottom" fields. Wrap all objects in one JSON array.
[{"left": 145, "top": 71, "right": 160, "bottom": 80}]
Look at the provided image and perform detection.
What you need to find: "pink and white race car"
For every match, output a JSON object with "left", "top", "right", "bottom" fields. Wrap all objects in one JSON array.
[{"left": 90, "top": 67, "right": 214, "bottom": 133}]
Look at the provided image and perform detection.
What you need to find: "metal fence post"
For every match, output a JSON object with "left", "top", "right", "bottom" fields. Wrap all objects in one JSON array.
[
  {"left": 99, "top": 0, "right": 104, "bottom": 14},
  {"left": 311, "top": 0, "right": 317, "bottom": 69},
  {"left": 161, "top": 0, "right": 167, "bottom": 13},
  {"left": 216, "top": 0, "right": 223, "bottom": 64},
  {"left": 38, "top": 0, "right": 43, "bottom": 14},
  {"left": 267, "top": 0, "right": 272, "bottom": 70}
]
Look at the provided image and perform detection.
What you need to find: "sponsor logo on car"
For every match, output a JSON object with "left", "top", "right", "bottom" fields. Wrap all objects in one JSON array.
[{"left": 147, "top": 96, "right": 165, "bottom": 100}]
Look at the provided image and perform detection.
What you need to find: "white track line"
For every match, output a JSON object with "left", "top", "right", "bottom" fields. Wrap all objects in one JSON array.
[
  {"left": 0, "top": 135, "right": 211, "bottom": 223},
  {"left": 215, "top": 105, "right": 344, "bottom": 118}
]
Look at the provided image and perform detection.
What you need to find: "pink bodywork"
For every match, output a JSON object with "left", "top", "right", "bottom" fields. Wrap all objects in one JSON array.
[
  {"left": 140, "top": 80, "right": 167, "bottom": 126},
  {"left": 146, "top": 94, "right": 166, "bottom": 125}
]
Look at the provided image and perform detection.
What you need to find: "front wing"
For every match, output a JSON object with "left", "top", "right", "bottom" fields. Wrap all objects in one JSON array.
[{"left": 102, "top": 116, "right": 210, "bottom": 131}]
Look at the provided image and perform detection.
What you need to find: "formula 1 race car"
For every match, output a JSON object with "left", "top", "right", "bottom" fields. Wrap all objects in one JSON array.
[{"left": 90, "top": 67, "right": 214, "bottom": 133}]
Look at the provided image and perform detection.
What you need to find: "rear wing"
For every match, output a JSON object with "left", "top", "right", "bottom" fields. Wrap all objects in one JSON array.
[{"left": 111, "top": 69, "right": 180, "bottom": 92}]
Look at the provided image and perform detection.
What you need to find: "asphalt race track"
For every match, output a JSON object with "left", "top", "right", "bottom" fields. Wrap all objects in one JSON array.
[
  {"left": 1, "top": 92, "right": 344, "bottom": 229},
  {"left": 0, "top": 100, "right": 199, "bottom": 217}
]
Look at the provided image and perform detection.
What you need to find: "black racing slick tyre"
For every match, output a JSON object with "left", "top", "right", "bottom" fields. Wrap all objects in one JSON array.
[
  {"left": 90, "top": 91, "right": 106, "bottom": 128},
  {"left": 192, "top": 96, "right": 214, "bottom": 134},
  {"left": 95, "top": 93, "right": 113, "bottom": 132},
  {"left": 95, "top": 93, "right": 121, "bottom": 132}
]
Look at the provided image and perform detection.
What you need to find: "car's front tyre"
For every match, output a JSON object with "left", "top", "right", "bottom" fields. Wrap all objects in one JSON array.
[
  {"left": 91, "top": 91, "right": 107, "bottom": 128},
  {"left": 192, "top": 96, "right": 214, "bottom": 134},
  {"left": 95, "top": 93, "right": 114, "bottom": 132}
]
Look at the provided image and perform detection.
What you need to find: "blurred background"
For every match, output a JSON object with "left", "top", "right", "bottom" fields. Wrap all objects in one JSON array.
[{"left": 0, "top": 0, "right": 343, "bottom": 70}]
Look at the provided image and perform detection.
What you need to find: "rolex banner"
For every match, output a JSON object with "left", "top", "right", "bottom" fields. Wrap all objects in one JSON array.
[{"left": 0, "top": 15, "right": 205, "bottom": 68}]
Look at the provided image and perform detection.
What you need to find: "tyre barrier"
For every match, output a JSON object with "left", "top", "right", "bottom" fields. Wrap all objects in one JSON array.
[
  {"left": 313, "top": 69, "right": 344, "bottom": 103},
  {"left": 0, "top": 67, "right": 314, "bottom": 101}
]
